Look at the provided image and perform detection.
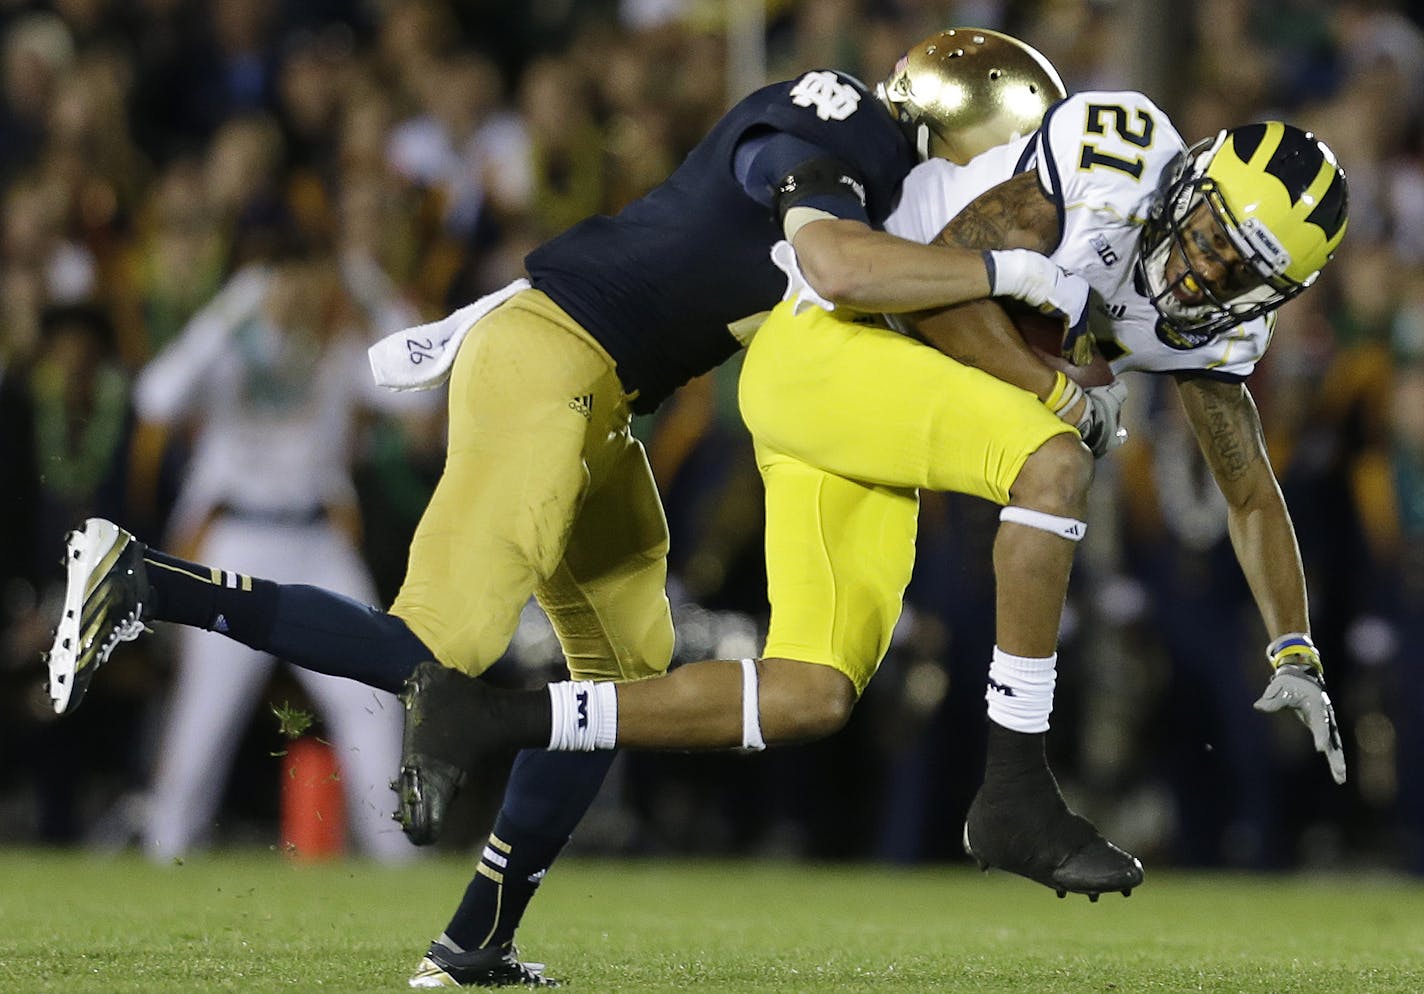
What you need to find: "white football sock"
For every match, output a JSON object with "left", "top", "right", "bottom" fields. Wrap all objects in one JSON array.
[
  {"left": 985, "top": 645, "right": 1057, "bottom": 733},
  {"left": 547, "top": 681, "right": 618, "bottom": 751}
]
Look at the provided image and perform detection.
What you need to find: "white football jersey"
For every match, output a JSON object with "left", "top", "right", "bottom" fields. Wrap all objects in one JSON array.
[{"left": 885, "top": 90, "right": 1273, "bottom": 380}]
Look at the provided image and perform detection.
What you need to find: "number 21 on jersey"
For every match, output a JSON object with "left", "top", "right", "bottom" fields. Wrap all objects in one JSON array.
[{"left": 1078, "top": 103, "right": 1155, "bottom": 179}]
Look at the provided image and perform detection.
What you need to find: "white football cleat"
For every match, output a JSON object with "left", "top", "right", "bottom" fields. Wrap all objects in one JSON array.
[{"left": 47, "top": 518, "right": 149, "bottom": 715}]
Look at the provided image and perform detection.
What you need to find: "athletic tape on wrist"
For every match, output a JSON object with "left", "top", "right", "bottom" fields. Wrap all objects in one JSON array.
[
  {"left": 1045, "top": 371, "right": 1084, "bottom": 418},
  {"left": 1267, "top": 632, "right": 1320, "bottom": 670},
  {"left": 739, "top": 658, "right": 766, "bottom": 752},
  {"left": 999, "top": 505, "right": 1087, "bottom": 542},
  {"left": 985, "top": 248, "right": 1036, "bottom": 299},
  {"left": 982, "top": 250, "right": 1000, "bottom": 294}
]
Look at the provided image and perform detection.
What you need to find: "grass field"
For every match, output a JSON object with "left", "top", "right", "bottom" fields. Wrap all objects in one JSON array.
[{"left": 2, "top": 850, "right": 1423, "bottom": 993}]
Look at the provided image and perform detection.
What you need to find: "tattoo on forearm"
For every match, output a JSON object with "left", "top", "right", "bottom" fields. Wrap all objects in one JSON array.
[
  {"left": 1194, "top": 384, "right": 1254, "bottom": 483},
  {"left": 935, "top": 172, "right": 1058, "bottom": 253}
]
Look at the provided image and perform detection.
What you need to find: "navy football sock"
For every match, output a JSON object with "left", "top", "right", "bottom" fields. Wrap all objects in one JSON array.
[
  {"left": 142, "top": 548, "right": 278, "bottom": 639},
  {"left": 265, "top": 584, "right": 430, "bottom": 692},
  {"left": 443, "top": 749, "right": 616, "bottom": 950},
  {"left": 142, "top": 549, "right": 429, "bottom": 692}
]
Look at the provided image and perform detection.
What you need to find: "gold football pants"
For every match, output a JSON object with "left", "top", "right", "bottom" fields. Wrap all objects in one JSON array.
[
  {"left": 739, "top": 302, "right": 1076, "bottom": 694},
  {"left": 390, "top": 290, "right": 674, "bottom": 683}
]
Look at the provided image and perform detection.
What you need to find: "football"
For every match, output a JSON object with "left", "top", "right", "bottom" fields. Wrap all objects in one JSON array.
[{"left": 1004, "top": 301, "right": 1115, "bottom": 388}]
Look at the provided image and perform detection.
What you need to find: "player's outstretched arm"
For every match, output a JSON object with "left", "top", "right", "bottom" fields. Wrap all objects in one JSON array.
[
  {"left": 1174, "top": 373, "right": 1346, "bottom": 783},
  {"left": 1174, "top": 374, "right": 1307, "bottom": 631}
]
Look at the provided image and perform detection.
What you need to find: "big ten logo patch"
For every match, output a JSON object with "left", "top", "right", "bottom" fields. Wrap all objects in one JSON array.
[{"left": 789, "top": 71, "right": 861, "bottom": 121}]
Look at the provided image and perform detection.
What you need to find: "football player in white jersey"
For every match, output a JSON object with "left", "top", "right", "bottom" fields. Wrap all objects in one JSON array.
[
  {"left": 373, "top": 89, "right": 1348, "bottom": 903},
  {"left": 878, "top": 90, "right": 1350, "bottom": 882}
]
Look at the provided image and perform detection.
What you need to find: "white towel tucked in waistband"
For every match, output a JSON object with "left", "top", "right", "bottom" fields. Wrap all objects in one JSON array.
[{"left": 367, "top": 278, "right": 530, "bottom": 391}]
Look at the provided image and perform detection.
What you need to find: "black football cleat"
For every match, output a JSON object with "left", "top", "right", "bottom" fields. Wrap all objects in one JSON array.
[
  {"left": 396, "top": 661, "right": 506, "bottom": 845},
  {"left": 962, "top": 788, "right": 1143, "bottom": 899},
  {"left": 963, "top": 724, "right": 1143, "bottom": 900},
  {"left": 408, "top": 941, "right": 558, "bottom": 988}
]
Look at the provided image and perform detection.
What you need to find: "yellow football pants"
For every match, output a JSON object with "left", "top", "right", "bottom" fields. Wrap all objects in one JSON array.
[
  {"left": 390, "top": 290, "right": 674, "bottom": 683},
  {"left": 739, "top": 302, "right": 1076, "bottom": 694}
]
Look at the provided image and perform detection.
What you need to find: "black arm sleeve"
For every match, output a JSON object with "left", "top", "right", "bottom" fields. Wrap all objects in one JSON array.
[{"left": 733, "top": 130, "right": 871, "bottom": 225}]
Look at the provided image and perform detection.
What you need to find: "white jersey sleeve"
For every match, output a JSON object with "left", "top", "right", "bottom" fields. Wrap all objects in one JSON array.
[{"left": 884, "top": 137, "right": 1035, "bottom": 245}]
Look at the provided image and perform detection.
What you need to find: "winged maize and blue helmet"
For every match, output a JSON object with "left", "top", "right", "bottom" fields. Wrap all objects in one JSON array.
[
  {"left": 876, "top": 27, "right": 1067, "bottom": 164},
  {"left": 1138, "top": 122, "right": 1350, "bottom": 345}
]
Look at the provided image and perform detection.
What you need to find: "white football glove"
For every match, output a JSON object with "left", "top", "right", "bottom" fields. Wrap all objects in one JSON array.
[
  {"left": 770, "top": 240, "right": 835, "bottom": 316},
  {"left": 985, "top": 249, "right": 1091, "bottom": 344},
  {"left": 1075, "top": 381, "right": 1129, "bottom": 458},
  {"left": 1253, "top": 634, "right": 1347, "bottom": 785}
]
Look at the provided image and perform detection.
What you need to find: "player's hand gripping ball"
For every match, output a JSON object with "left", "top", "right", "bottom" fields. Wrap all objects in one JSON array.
[{"left": 1005, "top": 302, "right": 1114, "bottom": 387}]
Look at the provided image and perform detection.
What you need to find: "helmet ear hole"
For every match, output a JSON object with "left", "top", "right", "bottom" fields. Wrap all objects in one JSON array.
[{"left": 879, "top": 27, "right": 1066, "bottom": 164}]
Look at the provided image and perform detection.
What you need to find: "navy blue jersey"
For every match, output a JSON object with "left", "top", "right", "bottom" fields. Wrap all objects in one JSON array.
[{"left": 525, "top": 70, "right": 916, "bottom": 414}]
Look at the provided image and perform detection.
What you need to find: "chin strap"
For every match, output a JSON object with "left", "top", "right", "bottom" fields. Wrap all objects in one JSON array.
[{"left": 874, "top": 82, "right": 930, "bottom": 162}]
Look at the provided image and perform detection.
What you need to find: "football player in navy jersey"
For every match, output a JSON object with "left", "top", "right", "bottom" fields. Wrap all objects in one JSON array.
[{"left": 50, "top": 29, "right": 1100, "bottom": 987}]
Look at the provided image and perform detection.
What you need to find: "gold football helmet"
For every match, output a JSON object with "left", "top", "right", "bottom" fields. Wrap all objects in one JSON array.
[{"left": 877, "top": 28, "right": 1066, "bottom": 164}]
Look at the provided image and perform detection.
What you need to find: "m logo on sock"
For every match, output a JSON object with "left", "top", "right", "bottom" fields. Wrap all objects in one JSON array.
[
  {"left": 986, "top": 675, "right": 1017, "bottom": 697},
  {"left": 576, "top": 690, "right": 589, "bottom": 729}
]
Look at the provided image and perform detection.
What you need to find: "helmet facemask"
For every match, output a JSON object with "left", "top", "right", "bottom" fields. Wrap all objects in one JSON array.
[
  {"left": 1136, "top": 124, "right": 1348, "bottom": 347},
  {"left": 1138, "top": 140, "right": 1314, "bottom": 347}
]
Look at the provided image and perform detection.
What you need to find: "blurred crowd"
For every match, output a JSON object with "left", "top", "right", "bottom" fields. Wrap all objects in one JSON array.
[{"left": 1, "top": 0, "right": 1423, "bottom": 876}]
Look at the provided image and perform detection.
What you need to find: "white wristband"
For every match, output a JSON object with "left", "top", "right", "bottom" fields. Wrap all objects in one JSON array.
[{"left": 985, "top": 248, "right": 1056, "bottom": 308}]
